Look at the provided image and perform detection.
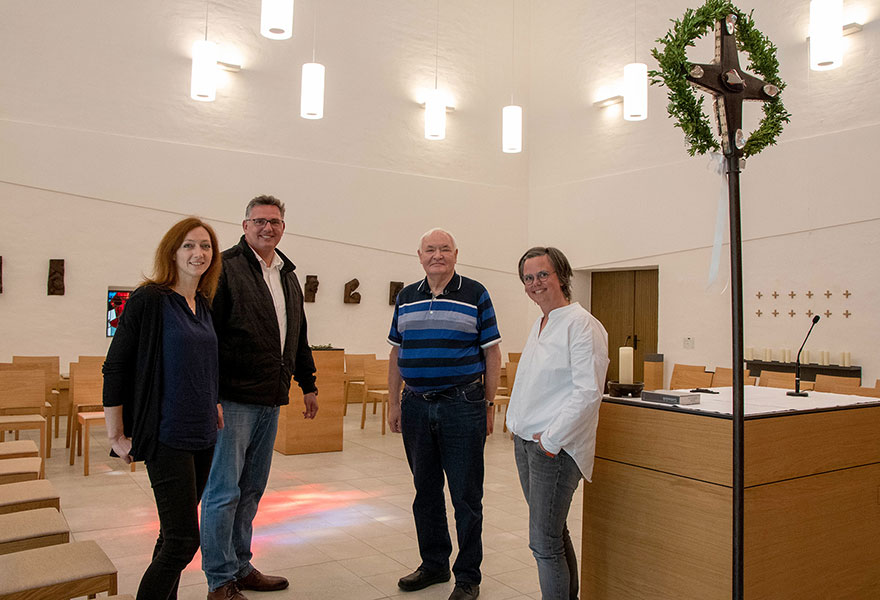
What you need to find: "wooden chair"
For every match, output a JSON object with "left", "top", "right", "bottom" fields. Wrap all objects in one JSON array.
[
  {"left": 758, "top": 370, "right": 796, "bottom": 389},
  {"left": 67, "top": 362, "right": 104, "bottom": 462},
  {"left": 0, "top": 369, "right": 47, "bottom": 474},
  {"left": 852, "top": 386, "right": 880, "bottom": 398},
  {"left": 669, "top": 364, "right": 713, "bottom": 390},
  {"left": 0, "top": 458, "right": 42, "bottom": 485},
  {"left": 493, "top": 361, "right": 518, "bottom": 433},
  {"left": 813, "top": 374, "right": 860, "bottom": 394},
  {"left": 0, "top": 365, "right": 53, "bottom": 457},
  {"left": 0, "top": 441, "right": 39, "bottom": 461},
  {"left": 0, "top": 540, "right": 118, "bottom": 599},
  {"left": 711, "top": 367, "right": 757, "bottom": 387},
  {"left": 343, "top": 353, "right": 374, "bottom": 416},
  {"left": 361, "top": 358, "right": 389, "bottom": 431},
  {"left": 508, "top": 352, "right": 522, "bottom": 363},
  {"left": 643, "top": 355, "right": 664, "bottom": 391},
  {"left": 12, "top": 357, "right": 61, "bottom": 440}
]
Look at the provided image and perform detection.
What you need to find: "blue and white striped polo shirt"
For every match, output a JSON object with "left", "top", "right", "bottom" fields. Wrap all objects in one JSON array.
[{"left": 388, "top": 273, "right": 501, "bottom": 393}]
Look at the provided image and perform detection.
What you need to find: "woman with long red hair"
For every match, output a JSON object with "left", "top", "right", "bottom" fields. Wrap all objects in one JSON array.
[{"left": 103, "top": 216, "right": 224, "bottom": 600}]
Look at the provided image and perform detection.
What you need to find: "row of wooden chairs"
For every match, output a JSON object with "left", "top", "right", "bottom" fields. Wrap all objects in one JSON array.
[
  {"left": 0, "top": 440, "right": 121, "bottom": 598},
  {"left": 669, "top": 363, "right": 880, "bottom": 397}
]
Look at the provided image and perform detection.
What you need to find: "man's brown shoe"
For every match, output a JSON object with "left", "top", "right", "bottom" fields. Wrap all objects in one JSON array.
[
  {"left": 237, "top": 568, "right": 290, "bottom": 592},
  {"left": 207, "top": 581, "right": 248, "bottom": 600}
]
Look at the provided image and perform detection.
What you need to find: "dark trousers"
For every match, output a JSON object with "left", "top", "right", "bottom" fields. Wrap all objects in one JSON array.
[
  {"left": 401, "top": 382, "right": 487, "bottom": 585},
  {"left": 139, "top": 442, "right": 214, "bottom": 600}
]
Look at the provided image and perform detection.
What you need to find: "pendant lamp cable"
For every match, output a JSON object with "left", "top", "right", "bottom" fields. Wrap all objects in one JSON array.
[
  {"left": 433, "top": 0, "right": 440, "bottom": 89},
  {"left": 204, "top": 0, "right": 209, "bottom": 41},
  {"left": 510, "top": 0, "right": 515, "bottom": 105},
  {"left": 633, "top": 0, "right": 637, "bottom": 63},
  {"left": 312, "top": 0, "right": 319, "bottom": 62}
]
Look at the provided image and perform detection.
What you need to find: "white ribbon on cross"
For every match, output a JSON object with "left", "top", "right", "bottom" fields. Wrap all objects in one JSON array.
[{"left": 707, "top": 152, "right": 730, "bottom": 293}]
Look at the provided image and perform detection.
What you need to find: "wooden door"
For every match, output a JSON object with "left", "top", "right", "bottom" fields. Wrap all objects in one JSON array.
[{"left": 590, "top": 269, "right": 658, "bottom": 383}]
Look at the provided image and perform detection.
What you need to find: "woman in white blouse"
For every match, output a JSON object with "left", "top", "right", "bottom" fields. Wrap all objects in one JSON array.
[{"left": 506, "top": 247, "right": 609, "bottom": 600}]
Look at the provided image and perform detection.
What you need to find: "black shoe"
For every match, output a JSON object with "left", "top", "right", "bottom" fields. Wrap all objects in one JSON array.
[
  {"left": 397, "top": 568, "right": 452, "bottom": 591},
  {"left": 448, "top": 583, "right": 480, "bottom": 600}
]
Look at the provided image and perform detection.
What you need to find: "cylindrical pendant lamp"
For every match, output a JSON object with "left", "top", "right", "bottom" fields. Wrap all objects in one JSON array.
[
  {"left": 191, "top": 40, "right": 218, "bottom": 102},
  {"left": 810, "top": 0, "right": 843, "bottom": 70},
  {"left": 502, "top": 105, "right": 522, "bottom": 153},
  {"left": 425, "top": 89, "right": 446, "bottom": 140},
  {"left": 623, "top": 62, "right": 647, "bottom": 121},
  {"left": 300, "top": 63, "right": 325, "bottom": 119},
  {"left": 261, "top": 0, "right": 294, "bottom": 40}
]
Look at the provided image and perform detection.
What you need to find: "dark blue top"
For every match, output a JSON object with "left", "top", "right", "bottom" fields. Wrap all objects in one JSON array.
[
  {"left": 159, "top": 292, "right": 219, "bottom": 451},
  {"left": 388, "top": 273, "right": 501, "bottom": 392}
]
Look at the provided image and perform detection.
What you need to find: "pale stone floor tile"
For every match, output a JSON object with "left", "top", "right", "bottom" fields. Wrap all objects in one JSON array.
[{"left": 37, "top": 412, "right": 585, "bottom": 598}]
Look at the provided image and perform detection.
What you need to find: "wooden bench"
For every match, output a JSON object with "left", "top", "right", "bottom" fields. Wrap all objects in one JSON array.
[
  {"left": 0, "top": 415, "right": 46, "bottom": 478},
  {"left": 0, "top": 479, "right": 60, "bottom": 515},
  {"left": 0, "top": 540, "right": 117, "bottom": 599},
  {"left": 0, "top": 440, "right": 39, "bottom": 460},
  {"left": 0, "top": 457, "right": 42, "bottom": 485},
  {"left": 0, "top": 507, "right": 69, "bottom": 554}
]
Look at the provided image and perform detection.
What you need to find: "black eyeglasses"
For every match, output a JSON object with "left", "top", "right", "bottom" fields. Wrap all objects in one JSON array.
[
  {"left": 521, "top": 270, "right": 555, "bottom": 285},
  {"left": 245, "top": 218, "right": 284, "bottom": 228}
]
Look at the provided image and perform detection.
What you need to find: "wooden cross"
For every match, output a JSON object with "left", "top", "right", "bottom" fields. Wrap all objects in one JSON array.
[
  {"left": 771, "top": 291, "right": 779, "bottom": 299},
  {"left": 788, "top": 291, "right": 796, "bottom": 299},
  {"left": 843, "top": 310, "right": 852, "bottom": 318},
  {"left": 825, "top": 290, "right": 832, "bottom": 298},
  {"left": 755, "top": 291, "right": 763, "bottom": 299},
  {"left": 789, "top": 310, "right": 796, "bottom": 317},
  {"left": 824, "top": 310, "right": 832, "bottom": 318},
  {"left": 685, "top": 14, "right": 778, "bottom": 157},
  {"left": 806, "top": 309, "right": 814, "bottom": 318},
  {"left": 843, "top": 290, "right": 851, "bottom": 298},
  {"left": 806, "top": 290, "right": 814, "bottom": 299},
  {"left": 755, "top": 309, "right": 762, "bottom": 317},
  {"left": 771, "top": 309, "right": 779, "bottom": 317}
]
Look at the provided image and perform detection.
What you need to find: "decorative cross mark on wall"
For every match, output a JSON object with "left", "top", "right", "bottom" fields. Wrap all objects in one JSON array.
[
  {"left": 788, "top": 291, "right": 796, "bottom": 299},
  {"left": 806, "top": 309, "right": 814, "bottom": 318},
  {"left": 806, "top": 290, "right": 814, "bottom": 299},
  {"left": 824, "top": 290, "right": 832, "bottom": 299},
  {"left": 771, "top": 291, "right": 779, "bottom": 299},
  {"left": 771, "top": 309, "right": 779, "bottom": 317},
  {"left": 755, "top": 291, "right": 763, "bottom": 299},
  {"left": 789, "top": 310, "right": 796, "bottom": 317},
  {"left": 843, "top": 290, "right": 852, "bottom": 298},
  {"left": 843, "top": 310, "right": 852, "bottom": 318},
  {"left": 824, "top": 310, "right": 832, "bottom": 318},
  {"left": 756, "top": 309, "right": 762, "bottom": 317}
]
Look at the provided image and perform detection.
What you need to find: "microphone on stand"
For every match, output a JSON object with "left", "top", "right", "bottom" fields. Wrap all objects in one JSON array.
[{"left": 787, "top": 315, "right": 820, "bottom": 397}]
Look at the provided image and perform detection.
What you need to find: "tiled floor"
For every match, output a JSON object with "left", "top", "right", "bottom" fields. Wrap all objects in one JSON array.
[{"left": 38, "top": 407, "right": 583, "bottom": 599}]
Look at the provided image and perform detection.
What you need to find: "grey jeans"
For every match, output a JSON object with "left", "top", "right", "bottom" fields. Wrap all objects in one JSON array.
[{"left": 514, "top": 436, "right": 582, "bottom": 600}]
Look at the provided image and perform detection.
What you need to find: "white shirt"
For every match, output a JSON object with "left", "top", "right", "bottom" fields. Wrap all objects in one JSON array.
[
  {"left": 506, "top": 302, "right": 609, "bottom": 481},
  {"left": 252, "top": 247, "right": 287, "bottom": 352}
]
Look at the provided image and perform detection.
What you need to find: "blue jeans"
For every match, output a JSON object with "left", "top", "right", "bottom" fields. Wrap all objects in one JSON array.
[
  {"left": 514, "top": 436, "right": 582, "bottom": 600},
  {"left": 200, "top": 401, "right": 279, "bottom": 591},
  {"left": 401, "top": 382, "right": 487, "bottom": 586}
]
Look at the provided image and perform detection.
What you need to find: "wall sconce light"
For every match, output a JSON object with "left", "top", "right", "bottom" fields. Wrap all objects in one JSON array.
[
  {"left": 594, "top": 95, "right": 623, "bottom": 108},
  {"left": 261, "top": 0, "right": 294, "bottom": 40}
]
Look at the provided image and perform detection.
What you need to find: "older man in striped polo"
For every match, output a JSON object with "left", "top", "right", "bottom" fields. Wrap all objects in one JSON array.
[{"left": 386, "top": 228, "right": 502, "bottom": 600}]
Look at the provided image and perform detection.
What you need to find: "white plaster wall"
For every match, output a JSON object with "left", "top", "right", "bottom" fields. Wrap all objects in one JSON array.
[
  {"left": 527, "top": 0, "right": 880, "bottom": 386},
  {"left": 0, "top": 0, "right": 533, "bottom": 368}
]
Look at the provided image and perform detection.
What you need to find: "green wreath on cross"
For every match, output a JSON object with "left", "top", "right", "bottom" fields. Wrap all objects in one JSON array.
[{"left": 648, "top": 0, "right": 791, "bottom": 158}]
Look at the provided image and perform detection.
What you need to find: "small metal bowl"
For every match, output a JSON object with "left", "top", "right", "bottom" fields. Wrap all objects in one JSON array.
[{"left": 607, "top": 381, "right": 645, "bottom": 398}]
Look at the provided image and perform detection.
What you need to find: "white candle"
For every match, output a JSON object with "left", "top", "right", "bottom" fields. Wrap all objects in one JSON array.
[
  {"left": 801, "top": 350, "right": 810, "bottom": 364},
  {"left": 619, "top": 347, "right": 634, "bottom": 385},
  {"left": 763, "top": 348, "right": 772, "bottom": 361},
  {"left": 820, "top": 351, "right": 829, "bottom": 366},
  {"left": 842, "top": 351, "right": 851, "bottom": 367},
  {"left": 785, "top": 349, "right": 793, "bottom": 363},
  {"left": 778, "top": 348, "right": 786, "bottom": 363},
  {"left": 744, "top": 347, "right": 754, "bottom": 361}
]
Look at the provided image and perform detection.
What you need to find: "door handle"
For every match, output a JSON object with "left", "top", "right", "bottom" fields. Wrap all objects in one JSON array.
[{"left": 633, "top": 335, "right": 639, "bottom": 350}]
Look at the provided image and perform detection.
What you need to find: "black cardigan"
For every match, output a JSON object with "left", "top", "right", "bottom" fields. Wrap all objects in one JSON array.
[{"left": 102, "top": 284, "right": 169, "bottom": 462}]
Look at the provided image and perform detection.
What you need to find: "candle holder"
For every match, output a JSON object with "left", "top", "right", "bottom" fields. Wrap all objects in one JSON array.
[{"left": 608, "top": 381, "right": 645, "bottom": 398}]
